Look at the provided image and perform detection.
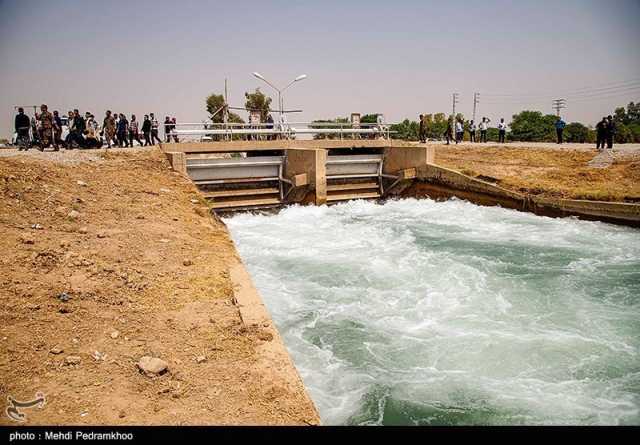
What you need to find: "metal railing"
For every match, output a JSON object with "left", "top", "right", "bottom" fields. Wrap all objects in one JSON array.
[{"left": 166, "top": 121, "right": 395, "bottom": 142}]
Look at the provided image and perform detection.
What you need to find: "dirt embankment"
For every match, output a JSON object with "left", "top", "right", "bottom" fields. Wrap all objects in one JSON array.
[
  {"left": 0, "top": 148, "right": 318, "bottom": 425},
  {"left": 435, "top": 145, "right": 640, "bottom": 202}
]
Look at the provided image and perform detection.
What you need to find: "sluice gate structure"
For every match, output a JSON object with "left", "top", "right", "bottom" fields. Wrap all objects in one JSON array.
[
  {"left": 163, "top": 140, "right": 434, "bottom": 211},
  {"left": 162, "top": 140, "right": 640, "bottom": 227}
]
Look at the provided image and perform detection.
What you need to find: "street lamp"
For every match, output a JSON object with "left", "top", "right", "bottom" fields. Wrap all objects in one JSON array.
[{"left": 252, "top": 72, "right": 307, "bottom": 125}]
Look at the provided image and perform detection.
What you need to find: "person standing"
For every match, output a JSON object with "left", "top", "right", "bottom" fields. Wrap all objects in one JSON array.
[
  {"left": 555, "top": 117, "right": 566, "bottom": 144},
  {"left": 52, "top": 110, "right": 63, "bottom": 150},
  {"left": 498, "top": 118, "right": 507, "bottom": 143},
  {"left": 455, "top": 119, "right": 463, "bottom": 144},
  {"left": 479, "top": 117, "right": 490, "bottom": 143},
  {"left": 444, "top": 120, "right": 453, "bottom": 145},
  {"left": 103, "top": 110, "right": 117, "bottom": 148},
  {"left": 606, "top": 115, "right": 616, "bottom": 149},
  {"left": 419, "top": 114, "right": 426, "bottom": 143},
  {"left": 164, "top": 116, "right": 172, "bottom": 143},
  {"left": 468, "top": 120, "right": 476, "bottom": 143},
  {"left": 36, "top": 104, "right": 54, "bottom": 151},
  {"left": 129, "top": 115, "right": 144, "bottom": 147},
  {"left": 64, "top": 111, "right": 74, "bottom": 148},
  {"left": 71, "top": 109, "right": 86, "bottom": 148},
  {"left": 14, "top": 107, "right": 31, "bottom": 151},
  {"left": 142, "top": 115, "right": 152, "bottom": 146},
  {"left": 117, "top": 113, "right": 129, "bottom": 147},
  {"left": 266, "top": 114, "right": 274, "bottom": 141},
  {"left": 150, "top": 113, "right": 161, "bottom": 145},
  {"left": 595, "top": 117, "right": 607, "bottom": 151},
  {"left": 171, "top": 117, "right": 179, "bottom": 142}
]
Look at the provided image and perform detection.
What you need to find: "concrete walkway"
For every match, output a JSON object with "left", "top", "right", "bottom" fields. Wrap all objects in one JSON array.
[{"left": 587, "top": 149, "right": 616, "bottom": 168}]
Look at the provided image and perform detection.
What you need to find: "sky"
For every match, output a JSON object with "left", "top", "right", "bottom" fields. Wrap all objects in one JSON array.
[{"left": 1, "top": 0, "right": 639, "bottom": 138}]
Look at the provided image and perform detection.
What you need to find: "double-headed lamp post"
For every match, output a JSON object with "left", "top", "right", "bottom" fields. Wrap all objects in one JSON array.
[{"left": 252, "top": 72, "right": 307, "bottom": 125}]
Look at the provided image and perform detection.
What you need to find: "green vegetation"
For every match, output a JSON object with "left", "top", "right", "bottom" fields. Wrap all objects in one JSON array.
[
  {"left": 244, "top": 88, "right": 272, "bottom": 123},
  {"left": 205, "top": 93, "right": 244, "bottom": 123},
  {"left": 381, "top": 101, "right": 640, "bottom": 143},
  {"left": 309, "top": 117, "right": 350, "bottom": 139},
  {"left": 612, "top": 102, "right": 640, "bottom": 143},
  {"left": 203, "top": 92, "right": 640, "bottom": 143},
  {"left": 509, "top": 111, "right": 557, "bottom": 142}
]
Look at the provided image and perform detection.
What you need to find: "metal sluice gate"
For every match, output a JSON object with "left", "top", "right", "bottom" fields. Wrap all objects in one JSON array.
[
  {"left": 185, "top": 152, "right": 388, "bottom": 210},
  {"left": 187, "top": 154, "right": 288, "bottom": 210},
  {"left": 325, "top": 154, "right": 384, "bottom": 202}
]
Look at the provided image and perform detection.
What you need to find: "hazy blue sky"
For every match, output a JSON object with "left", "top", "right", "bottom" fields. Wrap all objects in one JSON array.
[{"left": 1, "top": 0, "right": 639, "bottom": 138}]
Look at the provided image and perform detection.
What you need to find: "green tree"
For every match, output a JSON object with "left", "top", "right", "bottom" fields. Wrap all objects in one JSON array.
[
  {"left": 309, "top": 117, "right": 349, "bottom": 140},
  {"left": 509, "top": 110, "right": 557, "bottom": 142},
  {"left": 426, "top": 113, "right": 448, "bottom": 139},
  {"left": 614, "top": 106, "right": 627, "bottom": 124},
  {"left": 612, "top": 102, "right": 640, "bottom": 143},
  {"left": 565, "top": 122, "right": 594, "bottom": 143},
  {"left": 360, "top": 114, "right": 380, "bottom": 124},
  {"left": 390, "top": 119, "right": 419, "bottom": 141},
  {"left": 244, "top": 88, "right": 272, "bottom": 122},
  {"left": 626, "top": 102, "right": 640, "bottom": 124},
  {"left": 205, "top": 93, "right": 243, "bottom": 124},
  {"left": 486, "top": 127, "right": 500, "bottom": 142},
  {"left": 628, "top": 122, "right": 640, "bottom": 143},
  {"left": 615, "top": 123, "right": 634, "bottom": 144}
]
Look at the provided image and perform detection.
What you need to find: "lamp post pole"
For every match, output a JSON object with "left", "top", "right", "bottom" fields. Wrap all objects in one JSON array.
[{"left": 252, "top": 72, "right": 307, "bottom": 126}]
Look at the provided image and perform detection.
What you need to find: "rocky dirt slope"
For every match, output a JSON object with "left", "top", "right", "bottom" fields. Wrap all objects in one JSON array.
[{"left": 0, "top": 148, "right": 319, "bottom": 425}]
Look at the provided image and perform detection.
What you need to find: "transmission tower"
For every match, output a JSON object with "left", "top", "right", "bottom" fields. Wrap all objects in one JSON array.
[
  {"left": 473, "top": 93, "right": 480, "bottom": 122},
  {"left": 452, "top": 93, "right": 459, "bottom": 121},
  {"left": 552, "top": 98, "right": 566, "bottom": 117}
]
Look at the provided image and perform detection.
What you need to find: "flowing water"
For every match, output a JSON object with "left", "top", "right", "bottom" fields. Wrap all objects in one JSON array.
[{"left": 224, "top": 198, "right": 640, "bottom": 425}]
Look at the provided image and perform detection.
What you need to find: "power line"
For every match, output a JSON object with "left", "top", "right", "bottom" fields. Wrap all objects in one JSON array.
[
  {"left": 481, "top": 78, "right": 640, "bottom": 99},
  {"left": 482, "top": 85, "right": 640, "bottom": 104},
  {"left": 482, "top": 84, "right": 640, "bottom": 101},
  {"left": 566, "top": 90, "right": 640, "bottom": 103}
]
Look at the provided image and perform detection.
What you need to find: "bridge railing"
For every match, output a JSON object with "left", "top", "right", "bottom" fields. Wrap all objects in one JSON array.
[{"left": 167, "top": 121, "right": 395, "bottom": 142}]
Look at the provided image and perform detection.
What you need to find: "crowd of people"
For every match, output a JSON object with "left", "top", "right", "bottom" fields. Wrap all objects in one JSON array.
[
  {"left": 13, "top": 104, "right": 178, "bottom": 151},
  {"left": 13, "top": 104, "right": 622, "bottom": 151},
  {"left": 419, "top": 114, "right": 617, "bottom": 150},
  {"left": 424, "top": 116, "right": 503, "bottom": 146}
]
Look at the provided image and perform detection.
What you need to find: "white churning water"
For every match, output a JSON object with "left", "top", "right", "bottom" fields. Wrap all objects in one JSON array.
[{"left": 224, "top": 198, "right": 640, "bottom": 425}]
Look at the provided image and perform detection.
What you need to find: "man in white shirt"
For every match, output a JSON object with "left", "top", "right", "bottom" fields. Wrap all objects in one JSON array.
[
  {"left": 469, "top": 120, "right": 477, "bottom": 142},
  {"left": 479, "top": 117, "right": 490, "bottom": 143},
  {"left": 498, "top": 118, "right": 507, "bottom": 143},
  {"left": 455, "top": 120, "right": 463, "bottom": 144}
]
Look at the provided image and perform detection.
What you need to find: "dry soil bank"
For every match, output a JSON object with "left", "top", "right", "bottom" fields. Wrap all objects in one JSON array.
[
  {"left": 434, "top": 144, "right": 640, "bottom": 202},
  {"left": 0, "top": 147, "right": 319, "bottom": 425}
]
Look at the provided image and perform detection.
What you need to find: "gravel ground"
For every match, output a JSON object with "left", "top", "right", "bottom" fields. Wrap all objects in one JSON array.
[
  {"left": 417, "top": 141, "right": 640, "bottom": 157},
  {"left": 0, "top": 145, "right": 160, "bottom": 163}
]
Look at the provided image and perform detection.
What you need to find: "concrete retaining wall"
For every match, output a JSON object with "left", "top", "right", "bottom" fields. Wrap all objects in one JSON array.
[
  {"left": 229, "top": 259, "right": 321, "bottom": 425},
  {"left": 411, "top": 164, "right": 640, "bottom": 227},
  {"left": 383, "top": 146, "right": 435, "bottom": 175}
]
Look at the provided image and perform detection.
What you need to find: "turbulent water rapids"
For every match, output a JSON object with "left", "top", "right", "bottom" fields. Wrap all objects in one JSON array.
[{"left": 225, "top": 198, "right": 640, "bottom": 425}]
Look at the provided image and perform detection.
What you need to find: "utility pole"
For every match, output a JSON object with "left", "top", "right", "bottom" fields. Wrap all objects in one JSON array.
[
  {"left": 452, "top": 93, "right": 459, "bottom": 122},
  {"left": 552, "top": 98, "right": 566, "bottom": 117},
  {"left": 473, "top": 93, "right": 480, "bottom": 122},
  {"left": 223, "top": 78, "right": 229, "bottom": 125}
]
